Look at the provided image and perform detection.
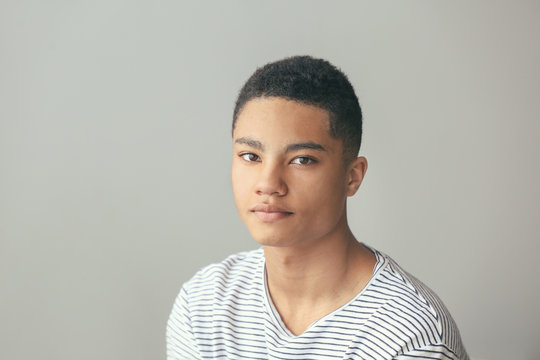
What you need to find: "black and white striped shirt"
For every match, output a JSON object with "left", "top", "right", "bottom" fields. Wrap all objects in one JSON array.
[{"left": 167, "top": 247, "right": 469, "bottom": 359}]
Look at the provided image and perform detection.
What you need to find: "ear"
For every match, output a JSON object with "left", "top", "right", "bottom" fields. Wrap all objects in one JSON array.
[{"left": 346, "top": 156, "right": 368, "bottom": 196}]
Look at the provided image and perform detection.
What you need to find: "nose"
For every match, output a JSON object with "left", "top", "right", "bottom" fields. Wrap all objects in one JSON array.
[{"left": 255, "top": 162, "right": 288, "bottom": 197}]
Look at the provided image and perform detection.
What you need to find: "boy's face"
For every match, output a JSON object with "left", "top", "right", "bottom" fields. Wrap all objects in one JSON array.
[{"left": 232, "top": 97, "right": 363, "bottom": 248}]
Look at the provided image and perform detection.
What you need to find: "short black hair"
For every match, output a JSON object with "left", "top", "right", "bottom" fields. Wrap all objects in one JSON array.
[{"left": 232, "top": 55, "right": 363, "bottom": 163}]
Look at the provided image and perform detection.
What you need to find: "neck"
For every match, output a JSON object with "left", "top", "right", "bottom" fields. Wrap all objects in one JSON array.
[
  {"left": 262, "top": 219, "right": 376, "bottom": 336},
  {"left": 263, "top": 220, "right": 373, "bottom": 305}
]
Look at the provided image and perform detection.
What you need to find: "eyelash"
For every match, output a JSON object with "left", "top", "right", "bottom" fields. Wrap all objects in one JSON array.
[
  {"left": 290, "top": 156, "right": 316, "bottom": 165},
  {"left": 239, "top": 153, "right": 316, "bottom": 166},
  {"left": 240, "top": 153, "right": 261, "bottom": 162}
]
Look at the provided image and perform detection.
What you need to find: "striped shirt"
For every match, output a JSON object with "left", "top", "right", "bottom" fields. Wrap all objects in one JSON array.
[{"left": 167, "top": 247, "right": 469, "bottom": 359}]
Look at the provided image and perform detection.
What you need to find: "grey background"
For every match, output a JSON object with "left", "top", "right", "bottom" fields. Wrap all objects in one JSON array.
[{"left": 1, "top": 1, "right": 539, "bottom": 359}]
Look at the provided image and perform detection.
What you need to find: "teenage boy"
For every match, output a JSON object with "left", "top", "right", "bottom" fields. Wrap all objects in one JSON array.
[{"left": 167, "top": 56, "right": 469, "bottom": 360}]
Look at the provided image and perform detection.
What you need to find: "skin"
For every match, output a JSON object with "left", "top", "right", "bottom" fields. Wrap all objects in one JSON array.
[{"left": 232, "top": 97, "right": 376, "bottom": 336}]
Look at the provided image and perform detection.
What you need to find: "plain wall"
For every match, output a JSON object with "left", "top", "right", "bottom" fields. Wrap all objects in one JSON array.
[{"left": 1, "top": 1, "right": 539, "bottom": 359}]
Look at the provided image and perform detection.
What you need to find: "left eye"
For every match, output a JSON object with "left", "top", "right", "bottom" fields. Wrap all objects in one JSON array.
[{"left": 291, "top": 157, "right": 315, "bottom": 165}]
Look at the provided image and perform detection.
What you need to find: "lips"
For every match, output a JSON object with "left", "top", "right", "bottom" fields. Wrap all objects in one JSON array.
[{"left": 249, "top": 204, "right": 294, "bottom": 222}]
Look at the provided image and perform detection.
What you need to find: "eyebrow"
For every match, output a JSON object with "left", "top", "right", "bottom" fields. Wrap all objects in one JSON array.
[
  {"left": 285, "top": 142, "right": 326, "bottom": 153},
  {"left": 234, "top": 137, "right": 327, "bottom": 153},
  {"left": 235, "top": 137, "right": 264, "bottom": 150}
]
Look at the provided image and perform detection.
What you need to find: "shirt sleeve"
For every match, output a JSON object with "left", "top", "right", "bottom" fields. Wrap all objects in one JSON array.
[{"left": 166, "top": 286, "right": 200, "bottom": 360}]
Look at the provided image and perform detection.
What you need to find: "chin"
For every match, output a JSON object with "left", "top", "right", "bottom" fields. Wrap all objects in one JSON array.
[{"left": 251, "top": 231, "right": 296, "bottom": 248}]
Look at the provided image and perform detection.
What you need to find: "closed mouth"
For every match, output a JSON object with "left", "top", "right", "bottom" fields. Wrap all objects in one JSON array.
[{"left": 250, "top": 204, "right": 294, "bottom": 222}]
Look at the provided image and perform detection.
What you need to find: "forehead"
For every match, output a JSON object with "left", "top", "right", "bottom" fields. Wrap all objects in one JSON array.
[{"left": 233, "top": 97, "right": 339, "bottom": 150}]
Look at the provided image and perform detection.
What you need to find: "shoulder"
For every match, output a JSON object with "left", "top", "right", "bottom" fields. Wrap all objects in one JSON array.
[
  {"left": 182, "top": 248, "right": 265, "bottom": 298},
  {"left": 167, "top": 249, "right": 264, "bottom": 359},
  {"left": 362, "top": 249, "right": 467, "bottom": 357}
]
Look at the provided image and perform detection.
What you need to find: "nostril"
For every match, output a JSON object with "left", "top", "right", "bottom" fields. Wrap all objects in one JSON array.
[{"left": 254, "top": 169, "right": 288, "bottom": 196}]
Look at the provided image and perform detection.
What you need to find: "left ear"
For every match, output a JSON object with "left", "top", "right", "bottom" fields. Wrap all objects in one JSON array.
[{"left": 346, "top": 156, "right": 368, "bottom": 196}]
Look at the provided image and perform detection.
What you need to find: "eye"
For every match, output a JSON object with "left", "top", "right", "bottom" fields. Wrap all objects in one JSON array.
[
  {"left": 240, "top": 153, "right": 261, "bottom": 162},
  {"left": 290, "top": 156, "right": 316, "bottom": 165}
]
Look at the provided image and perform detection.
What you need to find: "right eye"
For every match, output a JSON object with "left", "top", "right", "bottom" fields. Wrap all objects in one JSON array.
[{"left": 240, "top": 153, "right": 261, "bottom": 162}]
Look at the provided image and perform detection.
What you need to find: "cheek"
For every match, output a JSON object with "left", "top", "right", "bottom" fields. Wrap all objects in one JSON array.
[
  {"left": 231, "top": 164, "right": 253, "bottom": 207},
  {"left": 293, "top": 172, "right": 347, "bottom": 217},
  {"left": 295, "top": 170, "right": 346, "bottom": 201}
]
